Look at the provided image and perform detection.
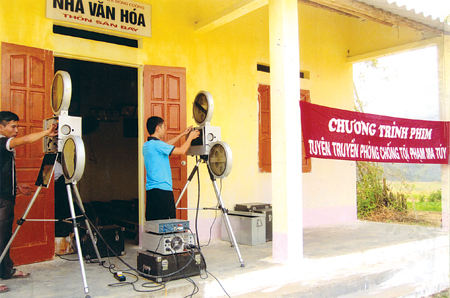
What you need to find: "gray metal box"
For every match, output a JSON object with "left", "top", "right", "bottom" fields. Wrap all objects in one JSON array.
[
  {"left": 254, "top": 208, "right": 272, "bottom": 242},
  {"left": 234, "top": 202, "right": 272, "bottom": 212},
  {"left": 221, "top": 211, "right": 266, "bottom": 246}
]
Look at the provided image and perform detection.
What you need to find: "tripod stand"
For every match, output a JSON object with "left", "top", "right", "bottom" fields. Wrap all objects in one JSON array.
[
  {"left": 0, "top": 154, "right": 102, "bottom": 298},
  {"left": 175, "top": 156, "right": 245, "bottom": 267}
]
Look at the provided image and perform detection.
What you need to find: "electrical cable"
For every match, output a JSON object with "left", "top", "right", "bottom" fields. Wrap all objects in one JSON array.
[
  {"left": 64, "top": 196, "right": 231, "bottom": 297},
  {"left": 62, "top": 159, "right": 230, "bottom": 296},
  {"left": 201, "top": 178, "right": 222, "bottom": 248},
  {"left": 194, "top": 156, "right": 202, "bottom": 251},
  {"left": 204, "top": 270, "right": 231, "bottom": 298},
  {"left": 68, "top": 202, "right": 194, "bottom": 290}
]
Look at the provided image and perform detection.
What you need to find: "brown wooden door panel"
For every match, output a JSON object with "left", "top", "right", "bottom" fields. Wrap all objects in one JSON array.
[
  {"left": 144, "top": 65, "right": 187, "bottom": 220},
  {"left": 300, "top": 89, "right": 311, "bottom": 173},
  {"left": 167, "top": 104, "right": 181, "bottom": 131},
  {"left": 258, "top": 84, "right": 271, "bottom": 173},
  {"left": 167, "top": 75, "right": 180, "bottom": 100},
  {"left": 258, "top": 84, "right": 312, "bottom": 173},
  {"left": 1, "top": 42, "right": 54, "bottom": 265}
]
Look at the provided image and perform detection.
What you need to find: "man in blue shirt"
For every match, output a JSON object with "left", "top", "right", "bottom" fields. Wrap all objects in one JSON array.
[
  {"left": 0, "top": 111, "right": 57, "bottom": 293},
  {"left": 143, "top": 116, "right": 199, "bottom": 221}
]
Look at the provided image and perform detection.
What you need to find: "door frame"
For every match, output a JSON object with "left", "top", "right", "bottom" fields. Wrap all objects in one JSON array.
[
  {"left": 11, "top": 49, "right": 190, "bottom": 250},
  {"left": 54, "top": 53, "right": 150, "bottom": 244}
]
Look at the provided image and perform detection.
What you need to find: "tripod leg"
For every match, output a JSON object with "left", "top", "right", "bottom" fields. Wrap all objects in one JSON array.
[
  {"left": 175, "top": 159, "right": 202, "bottom": 207},
  {"left": 211, "top": 179, "right": 245, "bottom": 267},
  {"left": 0, "top": 187, "right": 42, "bottom": 264},
  {"left": 66, "top": 184, "right": 90, "bottom": 295},
  {"left": 71, "top": 182, "right": 103, "bottom": 263}
]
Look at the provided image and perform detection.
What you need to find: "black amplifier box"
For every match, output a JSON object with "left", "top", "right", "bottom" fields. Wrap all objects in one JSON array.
[
  {"left": 137, "top": 250, "right": 205, "bottom": 283},
  {"left": 79, "top": 224, "right": 125, "bottom": 260}
]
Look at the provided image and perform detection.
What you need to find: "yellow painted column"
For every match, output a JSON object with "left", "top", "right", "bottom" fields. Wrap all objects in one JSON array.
[
  {"left": 438, "top": 35, "right": 450, "bottom": 232},
  {"left": 437, "top": 35, "right": 450, "bottom": 297},
  {"left": 269, "top": 0, "right": 303, "bottom": 262}
]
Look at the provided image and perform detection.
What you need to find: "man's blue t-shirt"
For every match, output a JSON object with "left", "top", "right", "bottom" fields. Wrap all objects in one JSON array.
[{"left": 143, "top": 137, "right": 175, "bottom": 191}]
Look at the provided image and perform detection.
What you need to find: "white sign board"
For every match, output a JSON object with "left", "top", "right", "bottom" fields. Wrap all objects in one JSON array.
[{"left": 46, "top": 0, "right": 151, "bottom": 38}]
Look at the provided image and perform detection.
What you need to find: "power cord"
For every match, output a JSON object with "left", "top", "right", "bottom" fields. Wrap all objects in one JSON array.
[{"left": 63, "top": 178, "right": 230, "bottom": 296}]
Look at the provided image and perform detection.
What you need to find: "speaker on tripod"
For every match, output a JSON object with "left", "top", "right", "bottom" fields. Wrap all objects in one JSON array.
[
  {"left": 0, "top": 71, "right": 102, "bottom": 298},
  {"left": 175, "top": 90, "right": 244, "bottom": 267}
]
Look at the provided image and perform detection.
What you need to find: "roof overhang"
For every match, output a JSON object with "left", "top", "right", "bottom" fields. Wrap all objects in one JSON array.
[
  {"left": 194, "top": 0, "right": 450, "bottom": 36},
  {"left": 300, "top": 0, "right": 450, "bottom": 35}
]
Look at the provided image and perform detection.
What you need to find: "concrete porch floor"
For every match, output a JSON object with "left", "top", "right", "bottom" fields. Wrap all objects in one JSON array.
[{"left": 1, "top": 221, "right": 448, "bottom": 298}]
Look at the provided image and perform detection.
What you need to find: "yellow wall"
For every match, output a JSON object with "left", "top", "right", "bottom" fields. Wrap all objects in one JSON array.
[{"left": 0, "top": 0, "right": 433, "bottom": 229}]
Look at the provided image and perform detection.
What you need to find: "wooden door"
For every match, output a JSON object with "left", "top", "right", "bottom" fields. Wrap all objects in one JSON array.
[
  {"left": 258, "top": 85, "right": 312, "bottom": 173},
  {"left": 1, "top": 42, "right": 55, "bottom": 264},
  {"left": 258, "top": 84, "right": 271, "bottom": 173},
  {"left": 300, "top": 89, "right": 311, "bottom": 172},
  {"left": 143, "top": 65, "right": 187, "bottom": 219}
]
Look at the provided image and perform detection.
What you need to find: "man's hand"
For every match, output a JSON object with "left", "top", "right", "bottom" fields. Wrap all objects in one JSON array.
[
  {"left": 182, "top": 126, "right": 193, "bottom": 136},
  {"left": 17, "top": 184, "right": 32, "bottom": 196},
  {"left": 47, "top": 123, "right": 58, "bottom": 137},
  {"left": 171, "top": 128, "right": 200, "bottom": 155},
  {"left": 10, "top": 122, "right": 58, "bottom": 149},
  {"left": 187, "top": 129, "right": 200, "bottom": 140}
]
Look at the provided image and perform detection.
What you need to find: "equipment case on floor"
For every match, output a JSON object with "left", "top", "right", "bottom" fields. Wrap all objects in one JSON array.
[
  {"left": 234, "top": 202, "right": 272, "bottom": 212},
  {"left": 137, "top": 250, "right": 205, "bottom": 283},
  {"left": 234, "top": 202, "right": 273, "bottom": 242},
  {"left": 79, "top": 224, "right": 125, "bottom": 260},
  {"left": 254, "top": 208, "right": 272, "bottom": 242},
  {"left": 221, "top": 211, "right": 266, "bottom": 246}
]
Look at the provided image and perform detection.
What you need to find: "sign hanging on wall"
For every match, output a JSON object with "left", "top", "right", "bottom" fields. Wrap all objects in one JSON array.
[
  {"left": 300, "top": 101, "right": 450, "bottom": 164},
  {"left": 46, "top": 0, "right": 151, "bottom": 38}
]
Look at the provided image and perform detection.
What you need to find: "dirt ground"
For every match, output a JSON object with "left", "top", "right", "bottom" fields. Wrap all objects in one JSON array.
[
  {"left": 362, "top": 209, "right": 442, "bottom": 227},
  {"left": 406, "top": 210, "right": 442, "bottom": 227},
  {"left": 429, "top": 289, "right": 449, "bottom": 298}
]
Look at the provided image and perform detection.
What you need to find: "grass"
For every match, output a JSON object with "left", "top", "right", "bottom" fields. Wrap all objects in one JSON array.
[
  {"left": 388, "top": 181, "right": 442, "bottom": 212},
  {"left": 407, "top": 201, "right": 441, "bottom": 212}
]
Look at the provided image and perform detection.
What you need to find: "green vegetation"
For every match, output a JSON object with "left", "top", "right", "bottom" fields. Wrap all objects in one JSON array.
[
  {"left": 407, "top": 201, "right": 441, "bottom": 212},
  {"left": 357, "top": 162, "right": 407, "bottom": 218},
  {"left": 357, "top": 162, "right": 441, "bottom": 218},
  {"left": 354, "top": 62, "right": 442, "bottom": 218},
  {"left": 407, "top": 190, "right": 442, "bottom": 212}
]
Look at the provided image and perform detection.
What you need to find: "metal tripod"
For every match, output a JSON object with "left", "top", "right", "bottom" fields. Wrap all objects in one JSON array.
[
  {"left": 0, "top": 161, "right": 102, "bottom": 298},
  {"left": 175, "top": 157, "right": 245, "bottom": 267}
]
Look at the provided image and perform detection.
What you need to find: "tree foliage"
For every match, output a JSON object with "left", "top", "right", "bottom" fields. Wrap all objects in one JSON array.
[
  {"left": 356, "top": 162, "right": 384, "bottom": 217},
  {"left": 356, "top": 161, "right": 408, "bottom": 218}
]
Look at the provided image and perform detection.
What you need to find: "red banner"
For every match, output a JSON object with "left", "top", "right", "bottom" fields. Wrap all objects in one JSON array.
[{"left": 300, "top": 101, "right": 450, "bottom": 164}]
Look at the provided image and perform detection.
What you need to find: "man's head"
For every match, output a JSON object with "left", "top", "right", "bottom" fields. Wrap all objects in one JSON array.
[
  {"left": 146, "top": 116, "right": 165, "bottom": 137},
  {"left": 0, "top": 111, "right": 19, "bottom": 138}
]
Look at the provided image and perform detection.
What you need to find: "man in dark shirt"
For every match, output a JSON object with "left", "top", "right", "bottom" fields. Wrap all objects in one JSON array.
[{"left": 0, "top": 111, "right": 57, "bottom": 293}]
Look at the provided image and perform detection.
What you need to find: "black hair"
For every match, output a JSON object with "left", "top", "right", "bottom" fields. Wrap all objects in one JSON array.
[
  {"left": 146, "top": 116, "right": 164, "bottom": 135},
  {"left": 0, "top": 111, "right": 19, "bottom": 126}
]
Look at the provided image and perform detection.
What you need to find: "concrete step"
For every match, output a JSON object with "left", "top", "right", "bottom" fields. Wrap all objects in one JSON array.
[
  {"left": 230, "top": 268, "right": 401, "bottom": 298},
  {"left": 192, "top": 236, "right": 449, "bottom": 298}
]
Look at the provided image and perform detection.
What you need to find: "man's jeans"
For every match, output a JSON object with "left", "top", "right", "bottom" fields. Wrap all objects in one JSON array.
[{"left": 0, "top": 198, "right": 15, "bottom": 279}]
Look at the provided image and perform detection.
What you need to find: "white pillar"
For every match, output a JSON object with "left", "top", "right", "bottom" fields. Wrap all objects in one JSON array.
[{"left": 269, "top": 0, "right": 303, "bottom": 262}]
